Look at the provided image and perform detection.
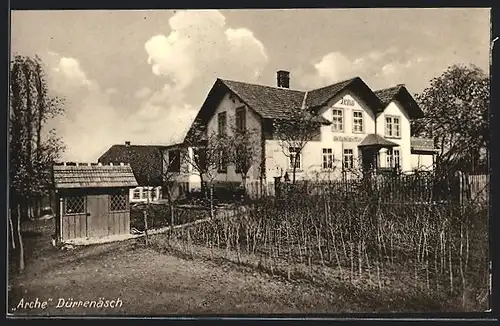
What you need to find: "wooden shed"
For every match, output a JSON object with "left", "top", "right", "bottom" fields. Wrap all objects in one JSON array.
[{"left": 52, "top": 162, "right": 138, "bottom": 242}]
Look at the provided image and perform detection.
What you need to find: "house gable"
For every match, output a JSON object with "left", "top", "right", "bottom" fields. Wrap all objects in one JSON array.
[
  {"left": 374, "top": 85, "right": 424, "bottom": 119},
  {"left": 317, "top": 89, "right": 378, "bottom": 140},
  {"left": 307, "top": 77, "right": 385, "bottom": 116}
]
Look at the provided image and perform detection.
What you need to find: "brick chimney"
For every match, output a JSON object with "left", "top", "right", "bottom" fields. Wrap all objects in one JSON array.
[
  {"left": 277, "top": 70, "right": 290, "bottom": 88},
  {"left": 125, "top": 141, "right": 130, "bottom": 147}
]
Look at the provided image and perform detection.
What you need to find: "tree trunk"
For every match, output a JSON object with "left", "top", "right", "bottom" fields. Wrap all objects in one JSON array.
[
  {"left": 9, "top": 208, "right": 16, "bottom": 250},
  {"left": 209, "top": 184, "right": 214, "bottom": 219},
  {"left": 241, "top": 173, "right": 248, "bottom": 200},
  {"left": 143, "top": 210, "right": 149, "bottom": 246},
  {"left": 16, "top": 204, "right": 25, "bottom": 272}
]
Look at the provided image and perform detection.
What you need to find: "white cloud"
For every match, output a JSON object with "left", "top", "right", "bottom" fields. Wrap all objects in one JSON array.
[
  {"left": 134, "top": 86, "right": 152, "bottom": 98},
  {"left": 145, "top": 9, "right": 268, "bottom": 90},
  {"left": 54, "top": 57, "right": 93, "bottom": 87},
  {"left": 43, "top": 11, "right": 268, "bottom": 162},
  {"left": 139, "top": 9, "right": 269, "bottom": 144},
  {"left": 298, "top": 47, "right": 429, "bottom": 90}
]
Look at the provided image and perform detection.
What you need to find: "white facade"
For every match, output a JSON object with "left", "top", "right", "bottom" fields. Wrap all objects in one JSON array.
[
  {"left": 264, "top": 91, "right": 434, "bottom": 183},
  {"left": 205, "top": 93, "right": 263, "bottom": 183},
  {"left": 179, "top": 86, "right": 435, "bottom": 190}
]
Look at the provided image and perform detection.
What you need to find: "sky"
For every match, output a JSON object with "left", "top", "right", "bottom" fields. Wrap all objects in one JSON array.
[{"left": 11, "top": 8, "right": 491, "bottom": 162}]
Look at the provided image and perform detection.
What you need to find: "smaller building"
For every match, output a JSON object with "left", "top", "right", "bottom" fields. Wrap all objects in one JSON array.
[
  {"left": 98, "top": 141, "right": 167, "bottom": 203},
  {"left": 52, "top": 162, "right": 138, "bottom": 242}
]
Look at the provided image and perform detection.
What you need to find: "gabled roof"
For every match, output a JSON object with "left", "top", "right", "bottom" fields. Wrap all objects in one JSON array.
[
  {"left": 358, "top": 134, "right": 399, "bottom": 148},
  {"left": 374, "top": 85, "right": 424, "bottom": 119},
  {"left": 98, "top": 144, "right": 168, "bottom": 186},
  {"left": 305, "top": 77, "right": 384, "bottom": 114},
  {"left": 184, "top": 77, "right": 385, "bottom": 143},
  {"left": 53, "top": 164, "right": 138, "bottom": 189},
  {"left": 222, "top": 79, "right": 305, "bottom": 119}
]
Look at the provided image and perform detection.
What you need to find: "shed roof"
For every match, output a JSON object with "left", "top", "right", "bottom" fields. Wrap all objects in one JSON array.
[{"left": 53, "top": 164, "right": 138, "bottom": 189}]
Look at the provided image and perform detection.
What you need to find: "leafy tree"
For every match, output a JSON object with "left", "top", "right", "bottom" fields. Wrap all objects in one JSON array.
[
  {"left": 412, "top": 64, "right": 489, "bottom": 175},
  {"left": 9, "top": 54, "right": 65, "bottom": 272}
]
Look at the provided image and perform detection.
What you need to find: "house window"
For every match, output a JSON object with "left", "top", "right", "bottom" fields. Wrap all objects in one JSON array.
[
  {"left": 142, "top": 188, "right": 149, "bottom": 200},
  {"left": 386, "top": 150, "right": 393, "bottom": 168},
  {"left": 167, "top": 149, "right": 181, "bottom": 173},
  {"left": 332, "top": 108, "right": 343, "bottom": 132},
  {"left": 385, "top": 115, "right": 401, "bottom": 138},
  {"left": 289, "top": 147, "right": 301, "bottom": 170},
  {"left": 394, "top": 149, "right": 401, "bottom": 169},
  {"left": 218, "top": 150, "right": 227, "bottom": 173},
  {"left": 235, "top": 107, "right": 246, "bottom": 133},
  {"left": 109, "top": 193, "right": 127, "bottom": 212},
  {"left": 64, "top": 196, "right": 85, "bottom": 215},
  {"left": 352, "top": 111, "right": 363, "bottom": 133},
  {"left": 322, "top": 148, "right": 334, "bottom": 169},
  {"left": 132, "top": 188, "right": 141, "bottom": 200},
  {"left": 218, "top": 112, "right": 227, "bottom": 136},
  {"left": 343, "top": 149, "right": 354, "bottom": 170},
  {"left": 386, "top": 148, "right": 401, "bottom": 168}
]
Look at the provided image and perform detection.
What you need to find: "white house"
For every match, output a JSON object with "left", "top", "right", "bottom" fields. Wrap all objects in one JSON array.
[{"left": 171, "top": 70, "right": 437, "bottom": 193}]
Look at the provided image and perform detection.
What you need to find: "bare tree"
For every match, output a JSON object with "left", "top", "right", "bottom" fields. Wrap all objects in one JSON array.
[
  {"left": 228, "top": 127, "right": 260, "bottom": 199},
  {"left": 161, "top": 146, "right": 183, "bottom": 232},
  {"left": 182, "top": 132, "right": 230, "bottom": 215},
  {"left": 273, "top": 106, "right": 324, "bottom": 184}
]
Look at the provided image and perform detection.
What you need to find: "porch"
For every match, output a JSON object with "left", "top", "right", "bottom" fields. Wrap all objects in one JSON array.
[{"left": 358, "top": 134, "right": 400, "bottom": 175}]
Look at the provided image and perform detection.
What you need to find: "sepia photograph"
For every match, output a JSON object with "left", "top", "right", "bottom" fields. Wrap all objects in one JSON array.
[{"left": 8, "top": 8, "right": 491, "bottom": 316}]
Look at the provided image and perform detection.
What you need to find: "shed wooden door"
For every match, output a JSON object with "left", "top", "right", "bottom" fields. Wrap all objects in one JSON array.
[{"left": 86, "top": 194, "right": 108, "bottom": 238}]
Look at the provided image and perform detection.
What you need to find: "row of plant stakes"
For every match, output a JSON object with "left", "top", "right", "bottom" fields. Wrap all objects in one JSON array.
[{"left": 151, "top": 176, "right": 489, "bottom": 311}]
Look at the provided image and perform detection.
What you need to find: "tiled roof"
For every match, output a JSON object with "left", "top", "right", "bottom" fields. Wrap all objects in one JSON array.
[
  {"left": 358, "top": 134, "right": 399, "bottom": 148},
  {"left": 185, "top": 77, "right": 419, "bottom": 143},
  {"left": 221, "top": 80, "right": 333, "bottom": 125},
  {"left": 374, "top": 85, "right": 403, "bottom": 106},
  {"left": 98, "top": 145, "right": 168, "bottom": 186},
  {"left": 374, "top": 85, "right": 424, "bottom": 119},
  {"left": 53, "top": 164, "right": 138, "bottom": 189},
  {"left": 221, "top": 79, "right": 306, "bottom": 120},
  {"left": 411, "top": 137, "right": 438, "bottom": 152},
  {"left": 305, "top": 78, "right": 357, "bottom": 108}
]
